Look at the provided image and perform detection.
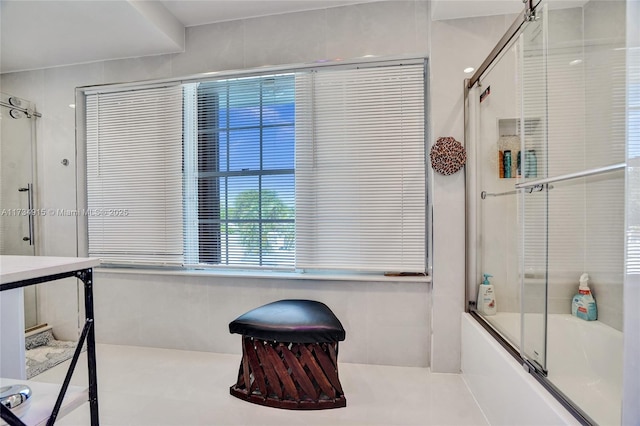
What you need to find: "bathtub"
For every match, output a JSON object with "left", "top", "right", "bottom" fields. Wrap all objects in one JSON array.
[{"left": 462, "top": 313, "right": 623, "bottom": 425}]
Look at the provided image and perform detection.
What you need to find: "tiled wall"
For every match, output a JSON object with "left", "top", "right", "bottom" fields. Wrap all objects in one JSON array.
[
  {"left": 94, "top": 271, "right": 430, "bottom": 366},
  {"left": 430, "top": 12, "right": 522, "bottom": 372},
  {"left": 542, "top": 2, "right": 626, "bottom": 330},
  {"left": 1, "top": 1, "right": 433, "bottom": 366},
  {"left": 1, "top": 0, "right": 546, "bottom": 370},
  {"left": 623, "top": 0, "right": 640, "bottom": 421},
  {"left": 582, "top": 0, "right": 626, "bottom": 331}
]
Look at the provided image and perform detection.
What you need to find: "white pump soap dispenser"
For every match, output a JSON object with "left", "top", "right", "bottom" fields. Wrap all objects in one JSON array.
[{"left": 477, "top": 274, "right": 496, "bottom": 316}]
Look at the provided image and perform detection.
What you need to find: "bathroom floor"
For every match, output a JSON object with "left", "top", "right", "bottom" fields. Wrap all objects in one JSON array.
[{"left": 30, "top": 344, "right": 488, "bottom": 425}]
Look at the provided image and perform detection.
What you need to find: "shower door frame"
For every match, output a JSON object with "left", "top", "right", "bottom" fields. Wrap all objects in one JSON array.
[{"left": 463, "top": 1, "right": 595, "bottom": 424}]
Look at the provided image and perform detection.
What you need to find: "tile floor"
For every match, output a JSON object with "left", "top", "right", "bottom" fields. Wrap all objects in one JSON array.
[{"left": 30, "top": 344, "right": 488, "bottom": 425}]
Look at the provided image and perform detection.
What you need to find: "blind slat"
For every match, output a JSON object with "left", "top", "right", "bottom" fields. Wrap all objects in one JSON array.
[
  {"left": 86, "top": 86, "right": 184, "bottom": 264},
  {"left": 295, "top": 65, "right": 426, "bottom": 272},
  {"left": 86, "top": 64, "right": 427, "bottom": 272}
]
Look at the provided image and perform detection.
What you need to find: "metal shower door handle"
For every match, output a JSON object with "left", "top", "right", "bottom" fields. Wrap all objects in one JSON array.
[{"left": 17, "top": 183, "right": 35, "bottom": 246}]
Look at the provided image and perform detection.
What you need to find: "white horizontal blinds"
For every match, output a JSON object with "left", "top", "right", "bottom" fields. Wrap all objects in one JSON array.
[
  {"left": 296, "top": 65, "right": 426, "bottom": 272},
  {"left": 185, "top": 74, "right": 296, "bottom": 268},
  {"left": 85, "top": 86, "right": 184, "bottom": 265}
]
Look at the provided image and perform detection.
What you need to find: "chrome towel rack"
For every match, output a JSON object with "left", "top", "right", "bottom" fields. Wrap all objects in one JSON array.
[{"left": 481, "top": 184, "right": 547, "bottom": 199}]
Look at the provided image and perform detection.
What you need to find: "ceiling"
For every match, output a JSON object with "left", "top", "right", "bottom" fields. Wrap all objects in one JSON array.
[{"left": 0, "top": 0, "right": 530, "bottom": 74}]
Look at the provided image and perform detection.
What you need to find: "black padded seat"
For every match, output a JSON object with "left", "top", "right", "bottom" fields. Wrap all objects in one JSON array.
[
  {"left": 229, "top": 299, "right": 347, "bottom": 409},
  {"left": 229, "top": 299, "right": 346, "bottom": 343}
]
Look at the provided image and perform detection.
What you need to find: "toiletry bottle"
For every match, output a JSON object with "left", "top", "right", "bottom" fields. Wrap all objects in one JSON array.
[
  {"left": 571, "top": 273, "right": 597, "bottom": 321},
  {"left": 504, "top": 151, "right": 512, "bottom": 178},
  {"left": 477, "top": 274, "right": 497, "bottom": 316}
]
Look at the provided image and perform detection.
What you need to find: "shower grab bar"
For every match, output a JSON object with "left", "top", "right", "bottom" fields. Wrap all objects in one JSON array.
[
  {"left": 481, "top": 184, "right": 547, "bottom": 199},
  {"left": 515, "top": 163, "right": 626, "bottom": 190}
]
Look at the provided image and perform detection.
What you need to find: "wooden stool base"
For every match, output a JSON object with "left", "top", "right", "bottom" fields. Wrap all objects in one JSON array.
[{"left": 230, "top": 336, "right": 346, "bottom": 410}]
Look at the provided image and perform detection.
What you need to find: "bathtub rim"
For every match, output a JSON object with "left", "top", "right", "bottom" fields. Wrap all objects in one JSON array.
[{"left": 468, "top": 310, "right": 595, "bottom": 425}]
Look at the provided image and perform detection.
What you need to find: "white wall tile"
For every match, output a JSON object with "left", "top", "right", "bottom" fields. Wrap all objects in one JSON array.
[
  {"left": 103, "top": 55, "right": 173, "bottom": 85},
  {"left": 429, "top": 13, "right": 513, "bottom": 373},
  {"left": 0, "top": 70, "right": 46, "bottom": 106},
  {"left": 325, "top": 1, "right": 427, "bottom": 59},
  {"left": 36, "top": 277, "right": 80, "bottom": 341},
  {"left": 3, "top": 1, "right": 432, "bottom": 368},
  {"left": 623, "top": 1, "right": 640, "bottom": 421},
  {"left": 243, "top": 9, "right": 326, "bottom": 68},
  {"left": 94, "top": 271, "right": 430, "bottom": 366},
  {"left": 171, "top": 20, "right": 245, "bottom": 77},
  {"left": 40, "top": 63, "right": 103, "bottom": 257}
]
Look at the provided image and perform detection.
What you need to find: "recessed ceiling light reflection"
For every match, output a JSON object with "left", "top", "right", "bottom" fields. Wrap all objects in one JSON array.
[
  {"left": 569, "top": 59, "right": 583, "bottom": 66},
  {"left": 69, "top": 104, "right": 76, "bottom": 109},
  {"left": 464, "top": 67, "right": 475, "bottom": 74}
]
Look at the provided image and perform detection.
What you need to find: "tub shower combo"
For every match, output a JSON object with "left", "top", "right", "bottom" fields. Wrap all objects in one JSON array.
[{"left": 464, "top": 1, "right": 627, "bottom": 424}]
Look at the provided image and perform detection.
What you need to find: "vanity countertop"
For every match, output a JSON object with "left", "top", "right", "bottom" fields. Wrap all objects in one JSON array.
[{"left": 0, "top": 256, "right": 100, "bottom": 286}]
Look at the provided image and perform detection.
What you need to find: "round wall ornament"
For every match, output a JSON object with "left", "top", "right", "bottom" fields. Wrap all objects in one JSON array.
[{"left": 429, "top": 137, "right": 466, "bottom": 176}]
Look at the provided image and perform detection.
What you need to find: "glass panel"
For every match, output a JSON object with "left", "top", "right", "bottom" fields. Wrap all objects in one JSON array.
[
  {"left": 228, "top": 129, "right": 260, "bottom": 171},
  {"left": 263, "top": 126, "right": 294, "bottom": 170},
  {"left": 540, "top": 1, "right": 626, "bottom": 424},
  {"left": 0, "top": 94, "right": 36, "bottom": 257},
  {"left": 0, "top": 93, "right": 38, "bottom": 331},
  {"left": 472, "top": 32, "right": 523, "bottom": 347},
  {"left": 470, "top": 1, "right": 626, "bottom": 423},
  {"left": 520, "top": 4, "right": 548, "bottom": 372},
  {"left": 225, "top": 176, "right": 259, "bottom": 265}
]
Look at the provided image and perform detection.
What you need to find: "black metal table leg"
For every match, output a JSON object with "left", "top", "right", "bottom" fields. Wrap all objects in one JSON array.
[
  {"left": 78, "top": 269, "right": 99, "bottom": 426},
  {"left": 1, "top": 263, "right": 100, "bottom": 426}
]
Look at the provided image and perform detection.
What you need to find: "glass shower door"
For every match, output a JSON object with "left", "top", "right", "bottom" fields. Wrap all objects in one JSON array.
[
  {"left": 1, "top": 93, "right": 38, "bottom": 329},
  {"left": 1, "top": 93, "right": 36, "bottom": 255},
  {"left": 520, "top": 4, "right": 548, "bottom": 373},
  {"left": 473, "top": 35, "right": 523, "bottom": 347}
]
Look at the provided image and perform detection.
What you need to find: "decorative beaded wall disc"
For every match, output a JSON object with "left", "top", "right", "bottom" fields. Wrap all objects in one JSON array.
[{"left": 430, "top": 137, "right": 466, "bottom": 175}]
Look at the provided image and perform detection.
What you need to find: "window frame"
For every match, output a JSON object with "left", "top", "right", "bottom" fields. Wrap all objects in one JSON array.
[
  {"left": 77, "top": 57, "right": 430, "bottom": 279},
  {"left": 184, "top": 76, "right": 296, "bottom": 268}
]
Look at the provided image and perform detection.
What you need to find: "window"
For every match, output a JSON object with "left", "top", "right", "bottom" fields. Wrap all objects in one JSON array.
[
  {"left": 84, "top": 60, "right": 426, "bottom": 274},
  {"left": 183, "top": 75, "right": 296, "bottom": 268}
]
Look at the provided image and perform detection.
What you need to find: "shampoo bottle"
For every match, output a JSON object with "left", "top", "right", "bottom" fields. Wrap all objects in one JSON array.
[
  {"left": 477, "top": 274, "right": 497, "bottom": 316},
  {"left": 571, "top": 273, "right": 597, "bottom": 321}
]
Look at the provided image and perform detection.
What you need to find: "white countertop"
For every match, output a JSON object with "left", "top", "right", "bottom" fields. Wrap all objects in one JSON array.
[
  {"left": 0, "top": 256, "right": 101, "bottom": 286},
  {"left": 0, "top": 378, "right": 88, "bottom": 426}
]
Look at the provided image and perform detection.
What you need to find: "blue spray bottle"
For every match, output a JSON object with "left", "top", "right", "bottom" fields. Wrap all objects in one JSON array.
[{"left": 571, "top": 273, "right": 597, "bottom": 321}]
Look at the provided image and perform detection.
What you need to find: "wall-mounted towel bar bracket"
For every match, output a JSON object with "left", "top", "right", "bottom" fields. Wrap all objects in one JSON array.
[{"left": 481, "top": 183, "right": 547, "bottom": 200}]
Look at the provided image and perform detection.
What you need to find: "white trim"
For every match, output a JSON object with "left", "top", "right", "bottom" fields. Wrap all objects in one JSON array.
[
  {"left": 78, "top": 56, "right": 426, "bottom": 95},
  {"left": 94, "top": 266, "right": 431, "bottom": 283}
]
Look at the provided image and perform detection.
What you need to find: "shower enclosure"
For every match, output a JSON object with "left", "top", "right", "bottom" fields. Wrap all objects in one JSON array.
[
  {"left": 0, "top": 92, "right": 41, "bottom": 329},
  {"left": 465, "top": 1, "right": 626, "bottom": 424}
]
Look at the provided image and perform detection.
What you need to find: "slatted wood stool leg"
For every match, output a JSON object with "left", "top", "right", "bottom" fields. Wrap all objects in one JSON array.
[{"left": 229, "top": 300, "right": 346, "bottom": 410}]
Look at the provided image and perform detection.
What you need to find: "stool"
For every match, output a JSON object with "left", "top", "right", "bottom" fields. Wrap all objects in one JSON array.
[{"left": 228, "top": 299, "right": 346, "bottom": 410}]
